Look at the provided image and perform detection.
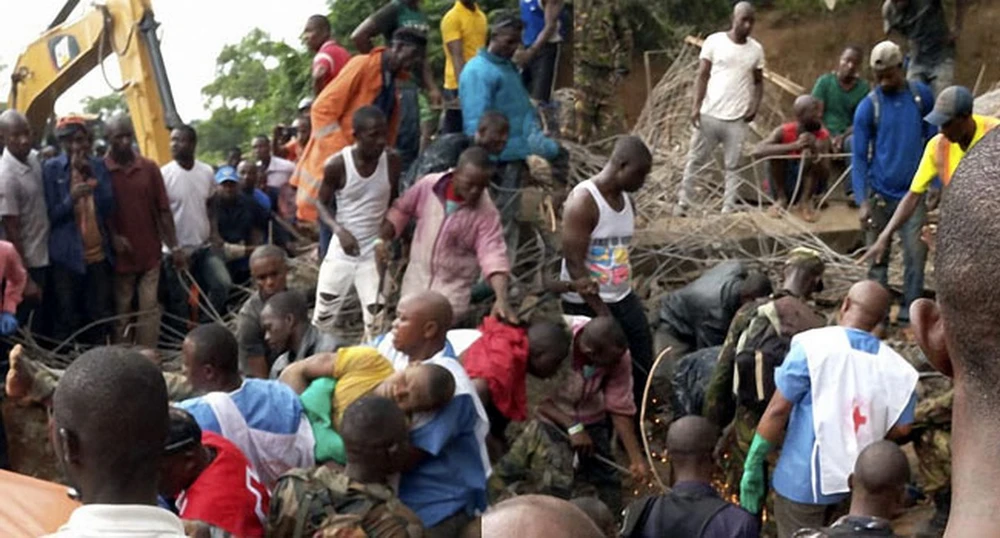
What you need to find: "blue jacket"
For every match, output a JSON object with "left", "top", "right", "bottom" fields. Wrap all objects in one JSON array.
[
  {"left": 851, "top": 82, "right": 936, "bottom": 204},
  {"left": 459, "top": 49, "right": 559, "bottom": 162},
  {"left": 42, "top": 154, "right": 116, "bottom": 274}
]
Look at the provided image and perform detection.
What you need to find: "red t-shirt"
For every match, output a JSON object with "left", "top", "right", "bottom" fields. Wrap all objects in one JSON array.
[
  {"left": 177, "top": 432, "right": 270, "bottom": 537},
  {"left": 313, "top": 40, "right": 352, "bottom": 91},
  {"left": 780, "top": 122, "right": 830, "bottom": 156},
  {"left": 105, "top": 154, "right": 170, "bottom": 274}
]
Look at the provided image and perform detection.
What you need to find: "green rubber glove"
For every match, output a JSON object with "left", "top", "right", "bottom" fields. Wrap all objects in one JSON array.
[{"left": 740, "top": 433, "right": 773, "bottom": 515}]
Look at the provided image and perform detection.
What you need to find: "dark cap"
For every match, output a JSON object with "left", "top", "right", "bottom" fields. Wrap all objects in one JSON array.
[
  {"left": 925, "top": 86, "right": 974, "bottom": 126},
  {"left": 165, "top": 407, "right": 202, "bottom": 455},
  {"left": 54, "top": 115, "right": 90, "bottom": 140},
  {"left": 391, "top": 27, "right": 427, "bottom": 48}
]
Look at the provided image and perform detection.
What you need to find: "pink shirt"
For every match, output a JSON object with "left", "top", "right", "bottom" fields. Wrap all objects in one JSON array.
[
  {"left": 386, "top": 172, "right": 509, "bottom": 318},
  {"left": 312, "top": 40, "right": 352, "bottom": 91},
  {"left": 545, "top": 316, "right": 636, "bottom": 425},
  {"left": 0, "top": 241, "right": 27, "bottom": 314}
]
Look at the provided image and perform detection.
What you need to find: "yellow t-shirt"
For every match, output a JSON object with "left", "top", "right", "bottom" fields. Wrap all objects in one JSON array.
[
  {"left": 909, "top": 114, "right": 1000, "bottom": 194},
  {"left": 331, "top": 346, "right": 395, "bottom": 428},
  {"left": 441, "top": 1, "right": 488, "bottom": 90}
]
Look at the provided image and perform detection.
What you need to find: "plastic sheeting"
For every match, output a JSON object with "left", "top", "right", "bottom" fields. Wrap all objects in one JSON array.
[{"left": 0, "top": 470, "right": 78, "bottom": 537}]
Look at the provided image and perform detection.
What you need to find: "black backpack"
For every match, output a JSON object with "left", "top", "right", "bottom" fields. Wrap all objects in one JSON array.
[{"left": 733, "top": 297, "right": 825, "bottom": 411}]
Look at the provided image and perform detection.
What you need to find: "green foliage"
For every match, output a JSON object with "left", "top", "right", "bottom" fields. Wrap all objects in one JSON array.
[
  {"left": 195, "top": 28, "right": 311, "bottom": 163},
  {"left": 325, "top": 0, "right": 510, "bottom": 84},
  {"left": 658, "top": 0, "right": 731, "bottom": 32},
  {"left": 82, "top": 92, "right": 127, "bottom": 118}
]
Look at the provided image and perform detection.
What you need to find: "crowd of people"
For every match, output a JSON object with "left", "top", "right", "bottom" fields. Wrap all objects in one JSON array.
[{"left": 0, "top": 0, "right": 990, "bottom": 537}]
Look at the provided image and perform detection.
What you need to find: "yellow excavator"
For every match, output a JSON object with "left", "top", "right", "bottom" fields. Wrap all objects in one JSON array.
[{"left": 7, "top": 0, "right": 182, "bottom": 165}]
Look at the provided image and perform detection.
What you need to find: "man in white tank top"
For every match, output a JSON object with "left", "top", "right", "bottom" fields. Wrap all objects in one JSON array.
[
  {"left": 559, "top": 136, "right": 654, "bottom": 412},
  {"left": 313, "top": 106, "right": 401, "bottom": 340}
]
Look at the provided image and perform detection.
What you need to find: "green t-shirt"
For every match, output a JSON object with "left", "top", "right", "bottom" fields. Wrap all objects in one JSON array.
[
  {"left": 811, "top": 73, "right": 870, "bottom": 136},
  {"left": 373, "top": 0, "right": 431, "bottom": 43}
]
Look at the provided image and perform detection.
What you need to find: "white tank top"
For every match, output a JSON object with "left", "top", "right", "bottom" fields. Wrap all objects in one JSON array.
[
  {"left": 560, "top": 179, "right": 635, "bottom": 304},
  {"left": 331, "top": 146, "right": 391, "bottom": 257}
]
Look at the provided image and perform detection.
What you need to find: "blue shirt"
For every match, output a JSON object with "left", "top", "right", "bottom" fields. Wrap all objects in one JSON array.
[
  {"left": 771, "top": 328, "right": 917, "bottom": 505},
  {"left": 373, "top": 335, "right": 489, "bottom": 527},
  {"left": 252, "top": 188, "right": 271, "bottom": 213},
  {"left": 41, "top": 153, "right": 116, "bottom": 274},
  {"left": 851, "top": 83, "right": 936, "bottom": 205},
  {"left": 459, "top": 49, "right": 560, "bottom": 162},
  {"left": 177, "top": 378, "right": 306, "bottom": 436}
]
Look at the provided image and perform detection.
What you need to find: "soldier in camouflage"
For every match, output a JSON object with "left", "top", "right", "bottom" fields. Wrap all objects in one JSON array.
[
  {"left": 703, "top": 249, "right": 826, "bottom": 533},
  {"left": 912, "top": 373, "right": 952, "bottom": 538},
  {"left": 572, "top": 0, "right": 633, "bottom": 143},
  {"left": 4, "top": 343, "right": 194, "bottom": 404},
  {"left": 269, "top": 395, "right": 424, "bottom": 537}
]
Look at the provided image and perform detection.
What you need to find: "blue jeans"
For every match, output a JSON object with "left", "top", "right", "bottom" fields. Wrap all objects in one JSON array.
[
  {"left": 163, "top": 247, "right": 233, "bottom": 327},
  {"left": 865, "top": 195, "right": 927, "bottom": 323}
]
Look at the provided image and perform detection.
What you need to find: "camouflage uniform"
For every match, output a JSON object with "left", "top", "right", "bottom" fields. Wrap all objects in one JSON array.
[
  {"left": 572, "top": 0, "right": 632, "bottom": 143},
  {"left": 269, "top": 465, "right": 424, "bottom": 538},
  {"left": 703, "top": 296, "right": 825, "bottom": 537},
  {"left": 489, "top": 419, "right": 622, "bottom": 514},
  {"left": 12, "top": 352, "right": 194, "bottom": 403},
  {"left": 913, "top": 374, "right": 952, "bottom": 536}
]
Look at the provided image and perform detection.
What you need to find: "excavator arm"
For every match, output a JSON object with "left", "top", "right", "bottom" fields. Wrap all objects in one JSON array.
[{"left": 8, "top": 0, "right": 182, "bottom": 165}]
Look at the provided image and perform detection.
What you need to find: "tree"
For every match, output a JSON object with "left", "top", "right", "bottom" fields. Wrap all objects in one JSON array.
[
  {"left": 196, "top": 28, "right": 312, "bottom": 162},
  {"left": 82, "top": 92, "right": 127, "bottom": 118}
]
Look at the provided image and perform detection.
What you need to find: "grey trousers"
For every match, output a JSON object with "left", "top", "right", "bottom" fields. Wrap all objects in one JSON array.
[
  {"left": 679, "top": 114, "right": 749, "bottom": 211},
  {"left": 908, "top": 57, "right": 955, "bottom": 97},
  {"left": 774, "top": 493, "right": 844, "bottom": 538}
]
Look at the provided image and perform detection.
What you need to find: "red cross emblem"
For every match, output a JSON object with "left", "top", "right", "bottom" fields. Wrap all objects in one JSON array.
[{"left": 852, "top": 405, "right": 868, "bottom": 434}]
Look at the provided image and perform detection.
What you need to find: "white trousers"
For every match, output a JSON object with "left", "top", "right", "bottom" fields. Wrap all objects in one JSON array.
[{"left": 313, "top": 245, "right": 382, "bottom": 339}]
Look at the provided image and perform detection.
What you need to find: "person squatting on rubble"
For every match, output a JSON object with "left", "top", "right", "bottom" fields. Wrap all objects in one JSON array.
[
  {"left": 753, "top": 95, "right": 831, "bottom": 223},
  {"left": 560, "top": 135, "right": 653, "bottom": 412},
  {"left": 740, "top": 280, "right": 918, "bottom": 538},
  {"left": 403, "top": 111, "right": 510, "bottom": 191},
  {"left": 489, "top": 315, "right": 650, "bottom": 515},
  {"left": 313, "top": 106, "right": 400, "bottom": 341},
  {"left": 675, "top": 1, "right": 765, "bottom": 216}
]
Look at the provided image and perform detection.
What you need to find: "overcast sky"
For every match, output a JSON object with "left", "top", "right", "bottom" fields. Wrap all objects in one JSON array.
[{"left": 1, "top": 0, "right": 327, "bottom": 121}]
